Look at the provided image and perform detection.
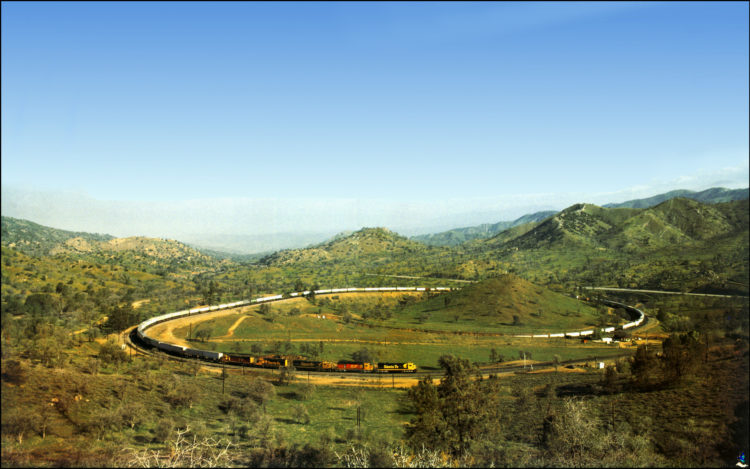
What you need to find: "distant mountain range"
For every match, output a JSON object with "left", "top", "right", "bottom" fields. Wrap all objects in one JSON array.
[
  {"left": 259, "top": 196, "right": 748, "bottom": 294},
  {"left": 410, "top": 211, "right": 557, "bottom": 246},
  {"left": 603, "top": 187, "right": 749, "bottom": 209},
  {"left": 2, "top": 191, "right": 748, "bottom": 295},
  {"left": 409, "top": 187, "right": 748, "bottom": 246}
]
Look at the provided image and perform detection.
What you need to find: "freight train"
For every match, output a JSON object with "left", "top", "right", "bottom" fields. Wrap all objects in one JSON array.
[
  {"left": 135, "top": 287, "right": 441, "bottom": 373},
  {"left": 135, "top": 286, "right": 644, "bottom": 370}
]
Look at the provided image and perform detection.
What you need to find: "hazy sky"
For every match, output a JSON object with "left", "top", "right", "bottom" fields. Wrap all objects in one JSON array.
[{"left": 2, "top": 2, "right": 748, "bottom": 241}]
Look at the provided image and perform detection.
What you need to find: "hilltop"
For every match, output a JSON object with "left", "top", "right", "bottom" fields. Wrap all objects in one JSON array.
[
  {"left": 469, "top": 198, "right": 749, "bottom": 294},
  {"left": 260, "top": 227, "right": 435, "bottom": 266},
  {"left": 408, "top": 187, "right": 747, "bottom": 248},
  {"left": 1, "top": 216, "right": 114, "bottom": 256},
  {"left": 393, "top": 274, "right": 606, "bottom": 332},
  {"left": 488, "top": 198, "right": 748, "bottom": 252},
  {"left": 1, "top": 216, "right": 222, "bottom": 276}
]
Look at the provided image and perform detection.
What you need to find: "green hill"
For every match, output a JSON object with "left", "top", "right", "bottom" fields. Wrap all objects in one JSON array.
[
  {"left": 1, "top": 216, "right": 114, "bottom": 256},
  {"left": 1, "top": 216, "right": 222, "bottom": 277},
  {"left": 392, "top": 274, "right": 608, "bottom": 333},
  {"left": 260, "top": 227, "right": 436, "bottom": 266},
  {"left": 469, "top": 198, "right": 749, "bottom": 294}
]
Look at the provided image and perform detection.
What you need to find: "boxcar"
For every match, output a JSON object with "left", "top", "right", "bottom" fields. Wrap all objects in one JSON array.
[{"left": 292, "top": 359, "right": 322, "bottom": 370}]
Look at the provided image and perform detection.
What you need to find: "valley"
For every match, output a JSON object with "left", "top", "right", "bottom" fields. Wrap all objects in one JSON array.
[{"left": 1, "top": 191, "right": 748, "bottom": 467}]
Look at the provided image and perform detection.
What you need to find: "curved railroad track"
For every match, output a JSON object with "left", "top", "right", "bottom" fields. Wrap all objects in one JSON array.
[{"left": 126, "top": 287, "right": 647, "bottom": 384}]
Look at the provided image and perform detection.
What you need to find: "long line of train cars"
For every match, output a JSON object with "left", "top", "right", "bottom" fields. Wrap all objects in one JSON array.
[
  {"left": 135, "top": 287, "right": 644, "bottom": 370},
  {"left": 219, "top": 354, "right": 416, "bottom": 373},
  {"left": 521, "top": 299, "right": 645, "bottom": 338},
  {"left": 135, "top": 287, "right": 442, "bottom": 373}
]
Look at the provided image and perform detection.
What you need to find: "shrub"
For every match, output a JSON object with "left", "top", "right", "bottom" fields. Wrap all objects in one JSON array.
[{"left": 1, "top": 359, "right": 26, "bottom": 384}]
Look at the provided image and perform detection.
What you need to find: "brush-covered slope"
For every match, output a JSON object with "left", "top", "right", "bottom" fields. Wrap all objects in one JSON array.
[
  {"left": 491, "top": 204, "right": 637, "bottom": 250},
  {"left": 469, "top": 198, "right": 748, "bottom": 294},
  {"left": 395, "top": 274, "right": 607, "bottom": 332},
  {"left": 1, "top": 217, "right": 222, "bottom": 275},
  {"left": 1, "top": 216, "right": 114, "bottom": 256},
  {"left": 260, "top": 227, "right": 436, "bottom": 266}
]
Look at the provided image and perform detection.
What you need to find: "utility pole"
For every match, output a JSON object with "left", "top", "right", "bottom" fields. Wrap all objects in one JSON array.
[{"left": 222, "top": 363, "right": 226, "bottom": 394}]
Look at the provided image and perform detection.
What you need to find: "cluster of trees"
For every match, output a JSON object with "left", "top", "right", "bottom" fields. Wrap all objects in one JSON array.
[
  {"left": 630, "top": 331, "right": 704, "bottom": 390},
  {"left": 405, "top": 354, "right": 665, "bottom": 466}
]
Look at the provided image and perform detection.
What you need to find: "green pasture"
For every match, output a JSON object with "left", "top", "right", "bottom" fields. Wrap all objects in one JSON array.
[
  {"left": 264, "top": 383, "right": 408, "bottom": 447},
  {"left": 171, "top": 293, "right": 636, "bottom": 370}
]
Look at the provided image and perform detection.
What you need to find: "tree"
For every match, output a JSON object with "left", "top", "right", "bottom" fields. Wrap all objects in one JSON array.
[
  {"left": 630, "top": 345, "right": 661, "bottom": 389},
  {"left": 406, "top": 355, "right": 502, "bottom": 458},
  {"left": 351, "top": 347, "right": 373, "bottom": 363},
  {"left": 293, "top": 404, "right": 310, "bottom": 424},
  {"left": 247, "top": 378, "right": 276, "bottom": 411},
  {"left": 601, "top": 365, "right": 618, "bottom": 393},
  {"left": 661, "top": 331, "right": 701, "bottom": 385},
  {"left": 3, "top": 408, "right": 40, "bottom": 444},
  {"left": 106, "top": 303, "right": 137, "bottom": 332},
  {"left": 194, "top": 328, "right": 211, "bottom": 342}
]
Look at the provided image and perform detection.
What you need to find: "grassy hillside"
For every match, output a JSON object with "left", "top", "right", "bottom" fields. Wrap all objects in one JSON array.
[
  {"left": 390, "top": 274, "right": 606, "bottom": 333},
  {"left": 1, "top": 216, "right": 114, "bottom": 257}
]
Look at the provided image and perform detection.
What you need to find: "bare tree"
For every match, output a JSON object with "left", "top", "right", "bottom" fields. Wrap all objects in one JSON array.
[{"left": 124, "top": 426, "right": 234, "bottom": 468}]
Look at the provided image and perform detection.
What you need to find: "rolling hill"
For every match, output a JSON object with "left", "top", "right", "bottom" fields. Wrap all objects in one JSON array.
[
  {"left": 1, "top": 216, "right": 222, "bottom": 275},
  {"left": 260, "top": 227, "right": 438, "bottom": 267},
  {"left": 1, "top": 216, "right": 114, "bottom": 257},
  {"left": 410, "top": 187, "right": 747, "bottom": 248},
  {"left": 394, "top": 274, "right": 609, "bottom": 333}
]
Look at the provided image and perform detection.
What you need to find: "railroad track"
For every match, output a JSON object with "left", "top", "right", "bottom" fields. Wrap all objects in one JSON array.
[{"left": 127, "top": 287, "right": 648, "bottom": 382}]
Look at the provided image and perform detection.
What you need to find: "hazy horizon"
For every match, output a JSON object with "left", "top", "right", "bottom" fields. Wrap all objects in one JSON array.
[
  {"left": 2, "top": 2, "right": 748, "bottom": 252},
  {"left": 2, "top": 177, "right": 748, "bottom": 254}
]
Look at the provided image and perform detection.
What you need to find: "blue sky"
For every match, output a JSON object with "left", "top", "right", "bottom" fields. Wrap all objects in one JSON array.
[{"left": 1, "top": 2, "right": 748, "bottom": 241}]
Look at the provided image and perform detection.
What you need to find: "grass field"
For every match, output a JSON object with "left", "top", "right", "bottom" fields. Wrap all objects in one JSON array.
[{"left": 154, "top": 292, "right": 633, "bottom": 370}]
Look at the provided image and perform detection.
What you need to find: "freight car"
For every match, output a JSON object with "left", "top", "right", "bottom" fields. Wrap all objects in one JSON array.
[{"left": 292, "top": 359, "right": 337, "bottom": 371}]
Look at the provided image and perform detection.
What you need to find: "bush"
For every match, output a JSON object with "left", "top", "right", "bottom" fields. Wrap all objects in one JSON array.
[
  {"left": 153, "top": 418, "right": 174, "bottom": 443},
  {"left": 99, "top": 341, "right": 127, "bottom": 366},
  {"left": 1, "top": 359, "right": 27, "bottom": 384}
]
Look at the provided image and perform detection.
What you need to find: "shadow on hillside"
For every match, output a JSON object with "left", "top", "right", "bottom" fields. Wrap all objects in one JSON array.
[{"left": 275, "top": 417, "right": 299, "bottom": 425}]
